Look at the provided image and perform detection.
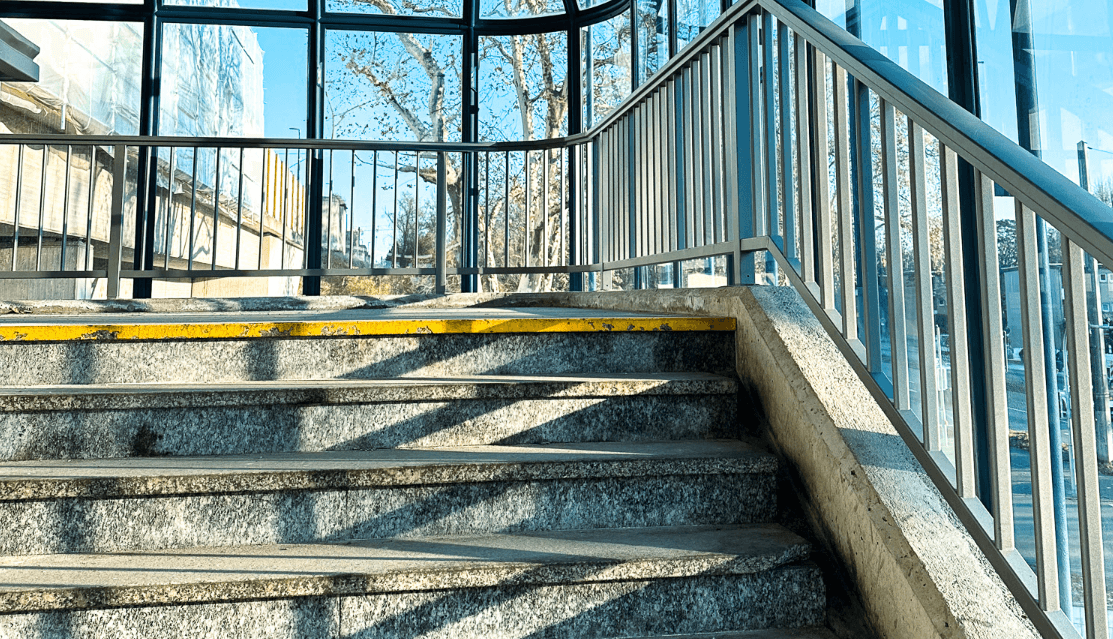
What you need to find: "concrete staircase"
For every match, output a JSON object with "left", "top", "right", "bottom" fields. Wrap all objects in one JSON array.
[{"left": 0, "top": 304, "right": 833, "bottom": 638}]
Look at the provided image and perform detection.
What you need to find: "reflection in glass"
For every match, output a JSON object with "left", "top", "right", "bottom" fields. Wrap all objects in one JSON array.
[
  {"left": 582, "top": 13, "right": 631, "bottom": 127},
  {"left": 481, "top": 0, "right": 564, "bottom": 20},
  {"left": 326, "top": 30, "right": 461, "bottom": 142},
  {"left": 480, "top": 33, "right": 567, "bottom": 140},
  {"left": 165, "top": 0, "right": 306, "bottom": 11},
  {"left": 1, "top": 20, "right": 142, "bottom": 136},
  {"left": 329, "top": 0, "right": 460, "bottom": 19},
  {"left": 677, "top": 0, "right": 720, "bottom": 49},
  {"left": 637, "top": 0, "right": 668, "bottom": 81},
  {"left": 159, "top": 24, "right": 307, "bottom": 138}
]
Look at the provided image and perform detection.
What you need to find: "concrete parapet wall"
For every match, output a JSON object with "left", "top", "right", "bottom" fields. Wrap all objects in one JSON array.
[{"left": 511, "top": 287, "right": 1041, "bottom": 639}]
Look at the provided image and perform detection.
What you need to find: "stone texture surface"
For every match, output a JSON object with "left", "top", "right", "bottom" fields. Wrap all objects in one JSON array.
[
  {"left": 652, "top": 630, "right": 837, "bottom": 639},
  {"left": 0, "top": 525, "right": 810, "bottom": 611},
  {"left": 0, "top": 330, "right": 734, "bottom": 386},
  {"left": 0, "top": 383, "right": 737, "bottom": 460},
  {"left": 0, "top": 466, "right": 774, "bottom": 555},
  {"left": 525, "top": 289, "right": 1042, "bottom": 639}
]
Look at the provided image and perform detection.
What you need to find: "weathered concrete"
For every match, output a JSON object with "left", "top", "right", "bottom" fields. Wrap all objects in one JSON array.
[
  {"left": 513, "top": 288, "right": 1042, "bottom": 639},
  {"left": 0, "top": 374, "right": 738, "bottom": 460},
  {"left": 0, "top": 442, "right": 778, "bottom": 554}
]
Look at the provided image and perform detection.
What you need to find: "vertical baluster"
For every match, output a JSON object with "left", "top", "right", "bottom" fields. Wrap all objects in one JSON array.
[
  {"left": 36, "top": 144, "right": 48, "bottom": 271},
  {"left": 813, "top": 50, "right": 834, "bottom": 308},
  {"left": 392, "top": 151, "right": 399, "bottom": 268},
  {"left": 940, "top": 144, "right": 976, "bottom": 483},
  {"left": 559, "top": 147, "right": 565, "bottom": 266},
  {"left": 60, "top": 146, "right": 72, "bottom": 270},
  {"left": 235, "top": 147, "right": 246, "bottom": 270},
  {"left": 504, "top": 150, "right": 510, "bottom": 268},
  {"left": 258, "top": 150, "right": 268, "bottom": 270},
  {"left": 413, "top": 152, "right": 419, "bottom": 269},
  {"left": 749, "top": 14, "right": 765, "bottom": 241},
  {"left": 1016, "top": 202, "right": 1061, "bottom": 612},
  {"left": 833, "top": 65, "right": 856, "bottom": 341},
  {"left": 682, "top": 66, "right": 695, "bottom": 252},
  {"left": 709, "top": 46, "right": 724, "bottom": 246},
  {"left": 909, "top": 119, "right": 939, "bottom": 445},
  {"left": 543, "top": 148, "right": 550, "bottom": 268},
  {"left": 280, "top": 148, "right": 289, "bottom": 270},
  {"left": 85, "top": 146, "right": 96, "bottom": 272},
  {"left": 324, "top": 149, "right": 333, "bottom": 270},
  {"left": 667, "top": 81, "right": 678, "bottom": 256},
  {"left": 762, "top": 12, "right": 778, "bottom": 252},
  {"left": 691, "top": 63, "right": 705, "bottom": 247},
  {"left": 212, "top": 148, "right": 221, "bottom": 271},
  {"left": 188, "top": 147, "right": 199, "bottom": 272},
  {"left": 485, "top": 152, "right": 491, "bottom": 271},
  {"left": 1062, "top": 237, "right": 1110, "bottom": 639},
  {"left": 778, "top": 23, "right": 795, "bottom": 263},
  {"left": 11, "top": 145, "right": 24, "bottom": 271},
  {"left": 525, "top": 151, "right": 532, "bottom": 267},
  {"left": 881, "top": 100, "right": 910, "bottom": 411},
  {"left": 795, "top": 35, "right": 814, "bottom": 286},
  {"left": 972, "top": 170, "right": 1008, "bottom": 504},
  {"left": 164, "top": 148, "right": 175, "bottom": 269},
  {"left": 370, "top": 150, "right": 378, "bottom": 266},
  {"left": 701, "top": 51, "right": 714, "bottom": 247}
]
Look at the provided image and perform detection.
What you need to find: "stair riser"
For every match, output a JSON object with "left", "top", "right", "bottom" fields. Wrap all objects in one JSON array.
[
  {"left": 0, "top": 474, "right": 776, "bottom": 555},
  {"left": 0, "top": 568, "right": 824, "bottom": 639},
  {"left": 0, "top": 332, "right": 734, "bottom": 386},
  {"left": 0, "top": 394, "right": 737, "bottom": 461}
]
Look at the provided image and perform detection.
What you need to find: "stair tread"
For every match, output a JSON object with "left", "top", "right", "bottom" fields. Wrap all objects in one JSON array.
[
  {"left": 0, "top": 523, "right": 811, "bottom": 613},
  {"left": 0, "top": 372, "right": 737, "bottom": 411},
  {"left": 0, "top": 307, "right": 734, "bottom": 342},
  {"left": 0, "top": 439, "right": 774, "bottom": 500},
  {"left": 642, "top": 629, "right": 837, "bottom": 639}
]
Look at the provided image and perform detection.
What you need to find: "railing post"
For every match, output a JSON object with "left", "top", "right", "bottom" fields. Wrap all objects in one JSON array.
[
  {"left": 851, "top": 78, "right": 882, "bottom": 376},
  {"left": 303, "top": 148, "right": 323, "bottom": 295},
  {"left": 106, "top": 144, "right": 127, "bottom": 300},
  {"left": 729, "top": 15, "right": 756, "bottom": 285},
  {"left": 435, "top": 151, "right": 448, "bottom": 295}
]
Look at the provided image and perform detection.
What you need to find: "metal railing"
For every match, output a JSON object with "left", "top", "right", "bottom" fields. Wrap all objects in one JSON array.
[
  {"left": 3, "top": 1, "right": 1113, "bottom": 637},
  {"left": 0, "top": 135, "right": 589, "bottom": 297},
  {"left": 589, "top": 0, "right": 1113, "bottom": 637}
]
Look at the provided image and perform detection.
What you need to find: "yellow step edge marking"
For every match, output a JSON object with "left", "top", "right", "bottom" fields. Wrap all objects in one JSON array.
[{"left": 0, "top": 317, "right": 736, "bottom": 343}]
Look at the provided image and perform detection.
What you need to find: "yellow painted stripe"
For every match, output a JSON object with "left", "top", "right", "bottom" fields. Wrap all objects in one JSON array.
[{"left": 0, "top": 317, "right": 735, "bottom": 343}]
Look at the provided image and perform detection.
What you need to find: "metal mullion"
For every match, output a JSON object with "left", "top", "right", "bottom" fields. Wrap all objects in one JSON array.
[
  {"left": 778, "top": 24, "right": 795, "bottom": 264},
  {"left": 971, "top": 171, "right": 1009, "bottom": 507},
  {"left": 1062, "top": 237, "right": 1110, "bottom": 639},
  {"left": 880, "top": 101, "right": 910, "bottom": 411},
  {"left": 762, "top": 12, "right": 778, "bottom": 248},
  {"left": 908, "top": 119, "right": 939, "bottom": 447},
  {"left": 940, "top": 144, "right": 977, "bottom": 494},
  {"left": 795, "top": 35, "right": 814, "bottom": 284},
  {"left": 1016, "top": 202, "right": 1061, "bottom": 612},
  {"left": 833, "top": 65, "right": 856, "bottom": 341},
  {"left": 60, "top": 146, "right": 72, "bottom": 270},
  {"left": 709, "top": 45, "right": 724, "bottom": 246},
  {"left": 813, "top": 49, "right": 834, "bottom": 308},
  {"left": 700, "top": 52, "right": 714, "bottom": 247},
  {"left": 36, "top": 144, "right": 48, "bottom": 271}
]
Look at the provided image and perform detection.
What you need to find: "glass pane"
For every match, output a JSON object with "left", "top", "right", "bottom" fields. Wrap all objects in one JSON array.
[
  {"left": 677, "top": 0, "right": 720, "bottom": 50},
  {"left": 582, "top": 13, "right": 632, "bottom": 128},
  {"left": 329, "top": 0, "right": 460, "bottom": 19},
  {"left": 973, "top": 0, "right": 1020, "bottom": 144},
  {"left": 159, "top": 24, "right": 308, "bottom": 138},
  {"left": 481, "top": 0, "right": 564, "bottom": 19},
  {"left": 637, "top": 0, "right": 668, "bottom": 81},
  {"left": 165, "top": 0, "right": 306, "bottom": 10},
  {"left": 1, "top": 20, "right": 143, "bottom": 135},
  {"left": 325, "top": 30, "right": 462, "bottom": 142},
  {"left": 847, "top": 0, "right": 948, "bottom": 95},
  {"left": 479, "top": 33, "right": 568, "bottom": 141}
]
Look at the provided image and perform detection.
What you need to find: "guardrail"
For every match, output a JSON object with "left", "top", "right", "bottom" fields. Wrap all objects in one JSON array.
[
  {"left": 3, "top": 1, "right": 1113, "bottom": 636},
  {"left": 592, "top": 0, "right": 1113, "bottom": 637}
]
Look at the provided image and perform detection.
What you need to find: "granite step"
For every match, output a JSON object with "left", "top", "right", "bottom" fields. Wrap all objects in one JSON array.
[
  {"left": 0, "top": 524, "right": 824, "bottom": 639},
  {"left": 0, "top": 440, "right": 777, "bottom": 555},
  {"left": 0, "top": 308, "right": 735, "bottom": 386},
  {"left": 651, "top": 630, "right": 838, "bottom": 639},
  {"left": 0, "top": 373, "right": 738, "bottom": 461}
]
